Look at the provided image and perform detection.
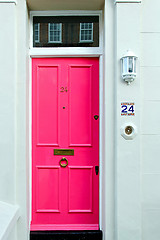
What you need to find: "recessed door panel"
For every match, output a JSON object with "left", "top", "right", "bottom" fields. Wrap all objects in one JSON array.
[
  {"left": 69, "top": 65, "right": 92, "bottom": 146},
  {"left": 36, "top": 166, "right": 60, "bottom": 213},
  {"left": 36, "top": 65, "right": 59, "bottom": 146},
  {"left": 68, "top": 166, "right": 93, "bottom": 213},
  {"left": 31, "top": 58, "right": 99, "bottom": 231}
]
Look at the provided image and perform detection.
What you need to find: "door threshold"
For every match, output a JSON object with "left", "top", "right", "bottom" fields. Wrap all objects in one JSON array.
[{"left": 30, "top": 230, "right": 103, "bottom": 240}]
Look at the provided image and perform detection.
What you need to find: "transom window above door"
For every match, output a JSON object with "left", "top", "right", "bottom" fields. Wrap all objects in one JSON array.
[{"left": 33, "top": 16, "right": 99, "bottom": 47}]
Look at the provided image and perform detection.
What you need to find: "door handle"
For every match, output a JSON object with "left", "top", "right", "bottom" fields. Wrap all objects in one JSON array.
[{"left": 59, "top": 157, "right": 68, "bottom": 168}]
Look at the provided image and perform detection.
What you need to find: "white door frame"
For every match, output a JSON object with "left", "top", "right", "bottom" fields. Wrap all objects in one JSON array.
[{"left": 29, "top": 10, "right": 104, "bottom": 230}]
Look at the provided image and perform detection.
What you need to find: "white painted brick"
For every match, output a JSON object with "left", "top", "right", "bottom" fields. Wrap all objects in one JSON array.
[
  {"left": 141, "top": 67, "right": 160, "bottom": 101},
  {"left": 142, "top": 210, "right": 160, "bottom": 240},
  {"left": 141, "top": 34, "right": 160, "bottom": 67},
  {"left": 141, "top": 0, "right": 160, "bottom": 32},
  {"left": 142, "top": 135, "right": 160, "bottom": 173},
  {"left": 142, "top": 101, "right": 160, "bottom": 134},
  {"left": 142, "top": 174, "right": 160, "bottom": 209}
]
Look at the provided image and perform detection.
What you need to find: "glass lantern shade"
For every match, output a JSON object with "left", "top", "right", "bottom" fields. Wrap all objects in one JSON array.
[{"left": 121, "top": 50, "right": 137, "bottom": 84}]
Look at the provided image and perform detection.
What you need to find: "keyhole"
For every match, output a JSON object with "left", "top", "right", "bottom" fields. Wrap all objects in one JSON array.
[{"left": 94, "top": 115, "right": 99, "bottom": 120}]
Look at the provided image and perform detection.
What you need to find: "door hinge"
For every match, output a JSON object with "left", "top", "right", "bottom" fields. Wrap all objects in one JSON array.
[{"left": 95, "top": 166, "right": 99, "bottom": 175}]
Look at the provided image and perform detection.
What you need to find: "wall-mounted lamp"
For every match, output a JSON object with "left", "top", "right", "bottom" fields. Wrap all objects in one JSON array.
[{"left": 121, "top": 50, "right": 137, "bottom": 85}]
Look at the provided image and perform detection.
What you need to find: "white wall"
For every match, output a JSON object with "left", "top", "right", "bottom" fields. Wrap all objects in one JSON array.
[
  {"left": 114, "top": 2, "right": 141, "bottom": 240},
  {"left": 14, "top": 0, "right": 160, "bottom": 239},
  {"left": 0, "top": 1, "right": 29, "bottom": 240},
  {"left": 0, "top": 2, "right": 16, "bottom": 206},
  {"left": 16, "top": 0, "right": 29, "bottom": 239},
  {"left": 103, "top": 1, "right": 116, "bottom": 240},
  {"left": 0, "top": 3, "right": 17, "bottom": 240},
  {"left": 115, "top": 0, "right": 160, "bottom": 239},
  {"left": 141, "top": 0, "right": 160, "bottom": 240},
  {"left": 16, "top": 0, "right": 30, "bottom": 240},
  {"left": 1, "top": 0, "right": 160, "bottom": 240}
]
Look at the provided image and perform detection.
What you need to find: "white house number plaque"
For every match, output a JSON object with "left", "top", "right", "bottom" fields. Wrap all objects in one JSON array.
[{"left": 121, "top": 102, "right": 135, "bottom": 116}]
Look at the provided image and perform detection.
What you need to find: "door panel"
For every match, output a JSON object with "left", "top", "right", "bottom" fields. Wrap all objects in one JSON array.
[
  {"left": 36, "top": 65, "right": 59, "bottom": 146},
  {"left": 36, "top": 166, "right": 60, "bottom": 213},
  {"left": 68, "top": 167, "right": 93, "bottom": 213},
  {"left": 31, "top": 58, "right": 99, "bottom": 231},
  {"left": 69, "top": 65, "right": 92, "bottom": 146}
]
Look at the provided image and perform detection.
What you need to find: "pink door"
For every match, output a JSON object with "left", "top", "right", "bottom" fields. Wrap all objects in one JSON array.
[{"left": 31, "top": 58, "right": 99, "bottom": 231}]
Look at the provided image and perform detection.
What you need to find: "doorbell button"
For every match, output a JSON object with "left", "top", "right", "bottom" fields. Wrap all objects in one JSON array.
[
  {"left": 125, "top": 126, "right": 133, "bottom": 135},
  {"left": 120, "top": 123, "right": 137, "bottom": 140}
]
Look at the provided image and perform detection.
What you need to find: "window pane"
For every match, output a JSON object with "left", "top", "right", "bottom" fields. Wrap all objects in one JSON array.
[
  {"left": 50, "top": 24, "right": 54, "bottom": 30},
  {"left": 35, "top": 23, "right": 38, "bottom": 30},
  {"left": 81, "top": 23, "right": 84, "bottom": 29},
  {"left": 89, "top": 23, "right": 92, "bottom": 29}
]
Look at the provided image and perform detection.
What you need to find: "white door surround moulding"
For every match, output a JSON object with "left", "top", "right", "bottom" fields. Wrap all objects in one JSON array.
[
  {"left": 0, "top": 0, "right": 17, "bottom": 4},
  {"left": 115, "top": 0, "right": 141, "bottom": 3},
  {"left": 29, "top": 10, "right": 104, "bottom": 231},
  {"left": 29, "top": 55, "right": 104, "bottom": 229}
]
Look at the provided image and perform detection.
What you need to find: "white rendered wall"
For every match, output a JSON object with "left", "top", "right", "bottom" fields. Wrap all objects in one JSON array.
[
  {"left": 3, "top": 0, "right": 160, "bottom": 240},
  {"left": 12, "top": 0, "right": 160, "bottom": 240},
  {"left": 114, "top": 2, "right": 141, "bottom": 240},
  {"left": 0, "top": 1, "right": 16, "bottom": 206},
  {"left": 141, "top": 0, "right": 160, "bottom": 240},
  {"left": 16, "top": 0, "right": 29, "bottom": 239},
  {"left": 0, "top": 2, "right": 17, "bottom": 240},
  {"left": 114, "top": 0, "right": 160, "bottom": 239},
  {"left": 103, "top": 1, "right": 115, "bottom": 240},
  {"left": 0, "top": 1, "right": 29, "bottom": 240}
]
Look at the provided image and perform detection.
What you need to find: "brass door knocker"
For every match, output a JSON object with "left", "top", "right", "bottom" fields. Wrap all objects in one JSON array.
[{"left": 59, "top": 157, "right": 68, "bottom": 168}]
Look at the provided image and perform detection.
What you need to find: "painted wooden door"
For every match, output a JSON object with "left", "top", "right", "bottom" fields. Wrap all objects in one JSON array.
[{"left": 31, "top": 58, "right": 99, "bottom": 231}]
